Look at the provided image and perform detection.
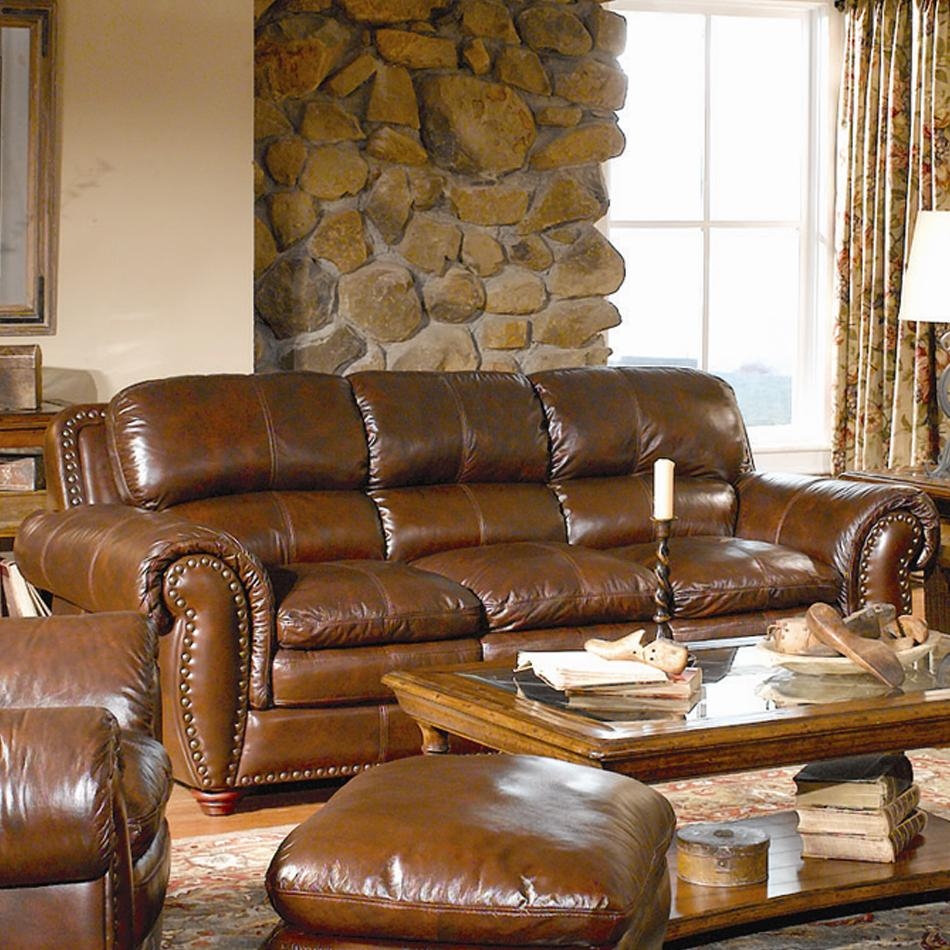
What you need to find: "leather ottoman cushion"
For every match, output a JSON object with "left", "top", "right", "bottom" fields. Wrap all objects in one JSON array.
[
  {"left": 412, "top": 541, "right": 656, "bottom": 632},
  {"left": 266, "top": 754, "right": 675, "bottom": 948},
  {"left": 275, "top": 561, "right": 485, "bottom": 649}
]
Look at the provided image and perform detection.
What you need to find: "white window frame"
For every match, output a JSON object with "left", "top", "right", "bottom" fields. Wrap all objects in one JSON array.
[{"left": 605, "top": 0, "right": 841, "bottom": 474}]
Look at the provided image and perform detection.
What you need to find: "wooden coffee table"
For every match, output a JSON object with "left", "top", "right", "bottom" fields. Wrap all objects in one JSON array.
[{"left": 383, "top": 637, "right": 950, "bottom": 943}]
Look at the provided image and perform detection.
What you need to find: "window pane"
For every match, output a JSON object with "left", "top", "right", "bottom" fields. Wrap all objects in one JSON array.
[
  {"left": 709, "top": 16, "right": 806, "bottom": 221},
  {"left": 708, "top": 228, "right": 800, "bottom": 426},
  {"left": 611, "top": 12, "right": 705, "bottom": 221},
  {"left": 608, "top": 228, "right": 702, "bottom": 365}
]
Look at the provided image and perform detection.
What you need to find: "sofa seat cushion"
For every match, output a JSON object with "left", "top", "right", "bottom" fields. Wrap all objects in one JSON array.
[
  {"left": 412, "top": 541, "right": 655, "bottom": 632},
  {"left": 118, "top": 731, "right": 172, "bottom": 862},
  {"left": 265, "top": 754, "right": 675, "bottom": 948},
  {"left": 275, "top": 561, "right": 485, "bottom": 650},
  {"left": 610, "top": 536, "right": 839, "bottom": 618}
]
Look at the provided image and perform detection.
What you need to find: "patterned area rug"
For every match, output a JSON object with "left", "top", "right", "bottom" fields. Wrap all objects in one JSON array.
[{"left": 161, "top": 749, "right": 950, "bottom": 949}]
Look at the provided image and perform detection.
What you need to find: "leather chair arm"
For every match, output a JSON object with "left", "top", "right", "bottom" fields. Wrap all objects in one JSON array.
[
  {"left": 0, "top": 706, "right": 130, "bottom": 889},
  {"left": 0, "top": 613, "right": 160, "bottom": 735},
  {"left": 735, "top": 472, "right": 940, "bottom": 613}
]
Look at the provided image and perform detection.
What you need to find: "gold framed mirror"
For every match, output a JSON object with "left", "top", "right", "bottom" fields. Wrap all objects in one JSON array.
[{"left": 0, "top": 0, "right": 55, "bottom": 332}]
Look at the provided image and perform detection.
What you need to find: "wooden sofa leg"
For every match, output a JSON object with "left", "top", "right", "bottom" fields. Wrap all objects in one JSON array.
[{"left": 191, "top": 788, "right": 245, "bottom": 817}]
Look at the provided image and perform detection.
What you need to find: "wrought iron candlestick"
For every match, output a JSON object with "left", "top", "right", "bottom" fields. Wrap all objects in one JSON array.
[{"left": 652, "top": 516, "right": 674, "bottom": 640}]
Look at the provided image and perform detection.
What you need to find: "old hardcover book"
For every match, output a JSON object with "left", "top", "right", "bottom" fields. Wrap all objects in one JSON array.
[
  {"left": 514, "top": 650, "right": 668, "bottom": 691},
  {"left": 796, "top": 783, "right": 921, "bottom": 836},
  {"left": 793, "top": 752, "right": 913, "bottom": 809},
  {"left": 0, "top": 557, "right": 51, "bottom": 617},
  {"left": 799, "top": 808, "right": 927, "bottom": 863}
]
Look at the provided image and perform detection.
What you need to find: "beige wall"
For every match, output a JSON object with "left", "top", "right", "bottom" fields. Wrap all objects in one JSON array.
[{"left": 0, "top": 0, "right": 254, "bottom": 403}]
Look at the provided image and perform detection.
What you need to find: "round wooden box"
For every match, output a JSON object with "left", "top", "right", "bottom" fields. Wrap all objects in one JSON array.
[{"left": 676, "top": 822, "right": 770, "bottom": 887}]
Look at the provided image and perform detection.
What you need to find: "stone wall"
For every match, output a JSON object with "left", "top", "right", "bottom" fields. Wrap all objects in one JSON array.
[{"left": 254, "top": 0, "right": 627, "bottom": 373}]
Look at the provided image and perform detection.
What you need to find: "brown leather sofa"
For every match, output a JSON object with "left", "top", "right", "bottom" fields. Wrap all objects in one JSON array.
[
  {"left": 14, "top": 366, "right": 939, "bottom": 815},
  {"left": 0, "top": 612, "right": 172, "bottom": 948}
]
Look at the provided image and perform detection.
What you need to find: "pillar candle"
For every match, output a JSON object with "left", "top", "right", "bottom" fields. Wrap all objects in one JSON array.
[{"left": 653, "top": 458, "right": 675, "bottom": 520}]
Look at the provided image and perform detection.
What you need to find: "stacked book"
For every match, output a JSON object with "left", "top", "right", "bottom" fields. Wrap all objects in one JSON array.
[
  {"left": 515, "top": 650, "right": 702, "bottom": 716},
  {"left": 794, "top": 752, "right": 926, "bottom": 862}
]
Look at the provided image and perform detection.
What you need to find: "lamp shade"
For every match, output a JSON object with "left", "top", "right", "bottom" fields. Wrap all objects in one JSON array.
[{"left": 899, "top": 210, "right": 950, "bottom": 323}]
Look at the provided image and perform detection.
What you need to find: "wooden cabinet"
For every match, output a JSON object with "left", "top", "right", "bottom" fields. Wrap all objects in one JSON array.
[
  {"left": 0, "top": 406, "right": 60, "bottom": 542},
  {"left": 841, "top": 468, "right": 950, "bottom": 632}
]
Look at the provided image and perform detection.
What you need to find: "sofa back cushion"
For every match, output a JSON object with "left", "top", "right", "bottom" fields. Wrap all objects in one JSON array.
[
  {"left": 532, "top": 366, "right": 754, "bottom": 482},
  {"left": 352, "top": 371, "right": 563, "bottom": 560},
  {"left": 350, "top": 371, "right": 549, "bottom": 487},
  {"left": 172, "top": 491, "right": 386, "bottom": 565},
  {"left": 107, "top": 373, "right": 369, "bottom": 510},
  {"left": 532, "top": 367, "right": 753, "bottom": 545}
]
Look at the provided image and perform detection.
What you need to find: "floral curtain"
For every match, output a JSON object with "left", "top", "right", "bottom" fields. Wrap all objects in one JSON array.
[{"left": 832, "top": 0, "right": 950, "bottom": 473}]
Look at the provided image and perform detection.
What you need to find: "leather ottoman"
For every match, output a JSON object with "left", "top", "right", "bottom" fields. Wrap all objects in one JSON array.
[{"left": 263, "top": 754, "right": 676, "bottom": 949}]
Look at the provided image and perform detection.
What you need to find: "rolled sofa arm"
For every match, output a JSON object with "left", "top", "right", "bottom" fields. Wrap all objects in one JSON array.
[
  {"left": 736, "top": 472, "right": 940, "bottom": 614},
  {"left": 15, "top": 505, "right": 277, "bottom": 794}
]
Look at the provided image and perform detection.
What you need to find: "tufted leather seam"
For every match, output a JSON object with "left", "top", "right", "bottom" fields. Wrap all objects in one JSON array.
[
  {"left": 251, "top": 376, "right": 280, "bottom": 490},
  {"left": 458, "top": 483, "right": 487, "bottom": 544},
  {"left": 270, "top": 492, "right": 297, "bottom": 564},
  {"left": 770, "top": 479, "right": 821, "bottom": 544},
  {"left": 443, "top": 376, "right": 470, "bottom": 483},
  {"left": 271, "top": 888, "right": 632, "bottom": 919}
]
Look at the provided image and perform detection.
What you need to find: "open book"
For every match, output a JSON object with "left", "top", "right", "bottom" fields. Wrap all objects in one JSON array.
[
  {"left": 515, "top": 650, "right": 668, "bottom": 691},
  {"left": 0, "top": 557, "right": 51, "bottom": 617}
]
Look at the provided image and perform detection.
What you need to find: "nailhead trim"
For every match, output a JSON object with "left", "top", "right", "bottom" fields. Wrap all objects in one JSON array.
[
  {"left": 166, "top": 557, "right": 251, "bottom": 789},
  {"left": 237, "top": 761, "right": 374, "bottom": 787},
  {"left": 59, "top": 407, "right": 107, "bottom": 507},
  {"left": 859, "top": 512, "right": 921, "bottom": 615}
]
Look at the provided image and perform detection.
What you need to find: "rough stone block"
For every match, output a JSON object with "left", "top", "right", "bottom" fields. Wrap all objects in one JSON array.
[
  {"left": 554, "top": 59, "right": 628, "bottom": 110},
  {"left": 547, "top": 227, "right": 625, "bottom": 298},
  {"left": 419, "top": 74, "right": 536, "bottom": 175},
  {"left": 309, "top": 209, "right": 370, "bottom": 273},
  {"left": 398, "top": 214, "right": 462, "bottom": 272},
  {"left": 495, "top": 46, "right": 551, "bottom": 96},
  {"left": 300, "top": 101, "right": 365, "bottom": 143},
  {"left": 450, "top": 183, "right": 530, "bottom": 226},
  {"left": 265, "top": 136, "right": 308, "bottom": 185},
  {"left": 423, "top": 267, "right": 486, "bottom": 322},
  {"left": 269, "top": 191, "right": 318, "bottom": 248},
  {"left": 518, "top": 6, "right": 592, "bottom": 56},
  {"left": 377, "top": 29, "right": 458, "bottom": 69},
  {"left": 484, "top": 267, "right": 546, "bottom": 314},
  {"left": 325, "top": 53, "right": 379, "bottom": 97},
  {"left": 339, "top": 262, "right": 424, "bottom": 342},
  {"left": 367, "top": 64, "right": 420, "bottom": 128},
  {"left": 299, "top": 144, "right": 369, "bottom": 199},
  {"left": 530, "top": 122, "right": 625, "bottom": 170},
  {"left": 365, "top": 127, "right": 429, "bottom": 165}
]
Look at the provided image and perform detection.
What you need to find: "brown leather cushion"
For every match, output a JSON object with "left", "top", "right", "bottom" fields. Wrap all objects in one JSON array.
[
  {"left": 265, "top": 755, "right": 675, "bottom": 947},
  {"left": 119, "top": 732, "right": 172, "bottom": 861},
  {"left": 413, "top": 541, "right": 655, "bottom": 632},
  {"left": 275, "top": 561, "right": 485, "bottom": 649},
  {"left": 610, "top": 536, "right": 840, "bottom": 618}
]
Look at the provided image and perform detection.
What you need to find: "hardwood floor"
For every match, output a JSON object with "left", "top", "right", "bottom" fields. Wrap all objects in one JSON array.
[{"left": 166, "top": 779, "right": 341, "bottom": 839}]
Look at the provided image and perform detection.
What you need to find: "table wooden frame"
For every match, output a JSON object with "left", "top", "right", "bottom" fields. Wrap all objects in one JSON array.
[{"left": 383, "top": 654, "right": 950, "bottom": 943}]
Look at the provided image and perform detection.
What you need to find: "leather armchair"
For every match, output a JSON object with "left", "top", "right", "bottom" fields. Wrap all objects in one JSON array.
[{"left": 0, "top": 612, "right": 172, "bottom": 949}]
